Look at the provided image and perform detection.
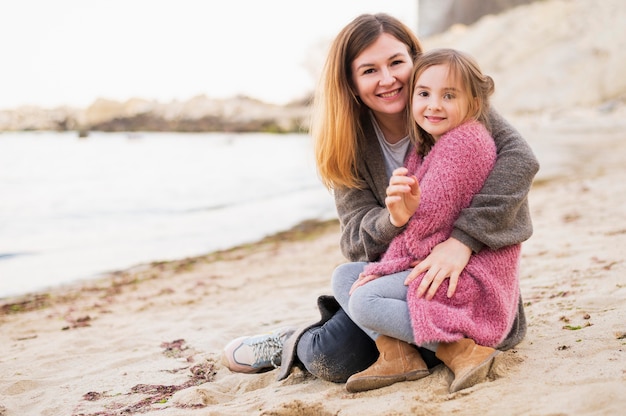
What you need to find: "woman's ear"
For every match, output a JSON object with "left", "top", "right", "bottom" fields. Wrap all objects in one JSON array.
[
  {"left": 349, "top": 86, "right": 360, "bottom": 104},
  {"left": 349, "top": 81, "right": 359, "bottom": 98}
]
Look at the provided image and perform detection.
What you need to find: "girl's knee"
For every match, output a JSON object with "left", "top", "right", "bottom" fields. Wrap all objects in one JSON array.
[
  {"left": 347, "top": 289, "right": 369, "bottom": 326},
  {"left": 331, "top": 262, "right": 365, "bottom": 295}
]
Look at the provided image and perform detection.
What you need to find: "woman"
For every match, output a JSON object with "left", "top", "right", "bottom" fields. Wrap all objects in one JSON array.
[{"left": 222, "top": 13, "right": 539, "bottom": 384}]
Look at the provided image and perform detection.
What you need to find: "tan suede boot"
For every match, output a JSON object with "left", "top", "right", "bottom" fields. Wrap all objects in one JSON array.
[
  {"left": 435, "top": 338, "right": 500, "bottom": 393},
  {"left": 345, "top": 335, "right": 430, "bottom": 393}
]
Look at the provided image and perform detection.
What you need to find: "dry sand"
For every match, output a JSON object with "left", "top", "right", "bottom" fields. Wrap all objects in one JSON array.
[{"left": 2, "top": 0, "right": 626, "bottom": 414}]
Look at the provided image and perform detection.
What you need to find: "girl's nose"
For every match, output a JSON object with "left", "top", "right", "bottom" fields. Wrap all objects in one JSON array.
[{"left": 428, "top": 98, "right": 441, "bottom": 110}]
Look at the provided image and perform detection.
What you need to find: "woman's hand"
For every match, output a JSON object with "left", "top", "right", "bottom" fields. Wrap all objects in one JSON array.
[
  {"left": 386, "top": 167, "right": 421, "bottom": 227},
  {"left": 349, "top": 273, "right": 380, "bottom": 295},
  {"left": 404, "top": 237, "right": 472, "bottom": 300}
]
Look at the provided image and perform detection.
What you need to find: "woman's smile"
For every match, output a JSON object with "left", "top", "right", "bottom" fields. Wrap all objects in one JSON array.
[{"left": 378, "top": 88, "right": 402, "bottom": 99}]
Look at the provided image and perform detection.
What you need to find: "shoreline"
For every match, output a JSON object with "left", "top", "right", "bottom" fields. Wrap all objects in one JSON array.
[{"left": 0, "top": 218, "right": 339, "bottom": 313}]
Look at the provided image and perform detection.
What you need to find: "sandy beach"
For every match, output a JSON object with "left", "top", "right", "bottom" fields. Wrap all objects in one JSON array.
[
  {"left": 1, "top": 109, "right": 625, "bottom": 416},
  {"left": 2, "top": 0, "right": 626, "bottom": 414}
]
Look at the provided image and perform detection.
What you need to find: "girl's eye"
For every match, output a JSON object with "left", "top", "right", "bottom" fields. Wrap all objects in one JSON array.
[
  {"left": 417, "top": 91, "right": 429, "bottom": 97},
  {"left": 444, "top": 93, "right": 455, "bottom": 100}
]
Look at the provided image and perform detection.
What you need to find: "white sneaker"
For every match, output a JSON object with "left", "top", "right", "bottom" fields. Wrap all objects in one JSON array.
[{"left": 222, "top": 327, "right": 295, "bottom": 373}]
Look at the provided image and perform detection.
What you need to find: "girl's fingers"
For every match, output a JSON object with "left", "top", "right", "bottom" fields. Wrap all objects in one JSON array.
[
  {"left": 447, "top": 272, "right": 460, "bottom": 298},
  {"left": 386, "top": 184, "right": 412, "bottom": 196},
  {"left": 349, "top": 274, "right": 378, "bottom": 295},
  {"left": 416, "top": 269, "right": 435, "bottom": 298}
]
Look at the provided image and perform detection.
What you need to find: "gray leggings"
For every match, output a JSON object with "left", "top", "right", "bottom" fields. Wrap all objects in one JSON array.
[{"left": 331, "top": 262, "right": 437, "bottom": 352}]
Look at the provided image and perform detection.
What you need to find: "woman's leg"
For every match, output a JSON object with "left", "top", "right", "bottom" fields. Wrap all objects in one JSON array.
[
  {"left": 296, "top": 307, "right": 378, "bottom": 383},
  {"left": 293, "top": 263, "right": 377, "bottom": 383}
]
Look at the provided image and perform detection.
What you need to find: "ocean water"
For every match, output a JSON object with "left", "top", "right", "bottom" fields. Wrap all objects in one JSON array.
[{"left": 0, "top": 131, "right": 336, "bottom": 298}]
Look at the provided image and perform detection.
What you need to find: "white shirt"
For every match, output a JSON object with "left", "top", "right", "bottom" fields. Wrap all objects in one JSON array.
[{"left": 371, "top": 113, "right": 411, "bottom": 179}]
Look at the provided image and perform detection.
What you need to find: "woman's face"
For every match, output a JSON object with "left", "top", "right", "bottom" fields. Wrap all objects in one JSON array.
[
  {"left": 411, "top": 64, "right": 472, "bottom": 141},
  {"left": 350, "top": 33, "right": 414, "bottom": 118}
]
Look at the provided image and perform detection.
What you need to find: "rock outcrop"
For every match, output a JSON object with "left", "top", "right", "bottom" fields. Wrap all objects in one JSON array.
[
  {"left": 0, "top": 95, "right": 311, "bottom": 134},
  {"left": 418, "top": 0, "right": 537, "bottom": 37}
]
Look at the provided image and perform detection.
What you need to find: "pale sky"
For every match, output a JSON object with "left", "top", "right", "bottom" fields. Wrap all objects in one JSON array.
[{"left": 0, "top": 0, "right": 418, "bottom": 109}]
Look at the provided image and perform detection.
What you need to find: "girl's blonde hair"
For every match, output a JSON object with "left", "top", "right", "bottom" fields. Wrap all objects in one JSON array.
[
  {"left": 408, "top": 48, "right": 495, "bottom": 156},
  {"left": 312, "top": 13, "right": 423, "bottom": 189}
]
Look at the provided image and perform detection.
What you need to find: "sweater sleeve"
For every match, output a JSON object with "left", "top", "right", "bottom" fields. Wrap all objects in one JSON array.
[
  {"left": 334, "top": 117, "right": 407, "bottom": 262},
  {"left": 451, "top": 108, "right": 540, "bottom": 252},
  {"left": 334, "top": 184, "right": 405, "bottom": 262}
]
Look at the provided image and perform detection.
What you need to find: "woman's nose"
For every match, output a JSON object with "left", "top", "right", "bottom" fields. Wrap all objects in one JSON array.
[{"left": 380, "top": 69, "right": 396, "bottom": 86}]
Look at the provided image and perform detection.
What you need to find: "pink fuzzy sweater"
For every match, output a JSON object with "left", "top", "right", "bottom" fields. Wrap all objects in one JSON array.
[{"left": 362, "top": 120, "right": 521, "bottom": 347}]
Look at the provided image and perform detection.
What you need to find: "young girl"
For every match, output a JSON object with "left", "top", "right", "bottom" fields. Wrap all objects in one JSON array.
[{"left": 333, "top": 48, "right": 525, "bottom": 393}]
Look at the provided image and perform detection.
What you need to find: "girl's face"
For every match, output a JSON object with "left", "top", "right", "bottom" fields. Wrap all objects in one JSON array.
[
  {"left": 351, "top": 33, "right": 414, "bottom": 118},
  {"left": 411, "top": 64, "right": 473, "bottom": 141}
]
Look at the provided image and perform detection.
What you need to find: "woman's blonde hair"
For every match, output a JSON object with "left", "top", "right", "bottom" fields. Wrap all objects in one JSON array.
[
  {"left": 312, "top": 13, "right": 422, "bottom": 189},
  {"left": 408, "top": 48, "right": 495, "bottom": 156}
]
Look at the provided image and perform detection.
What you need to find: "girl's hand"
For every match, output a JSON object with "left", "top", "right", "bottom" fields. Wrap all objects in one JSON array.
[
  {"left": 404, "top": 237, "right": 472, "bottom": 299},
  {"left": 350, "top": 273, "right": 380, "bottom": 295},
  {"left": 386, "top": 167, "right": 421, "bottom": 227}
]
